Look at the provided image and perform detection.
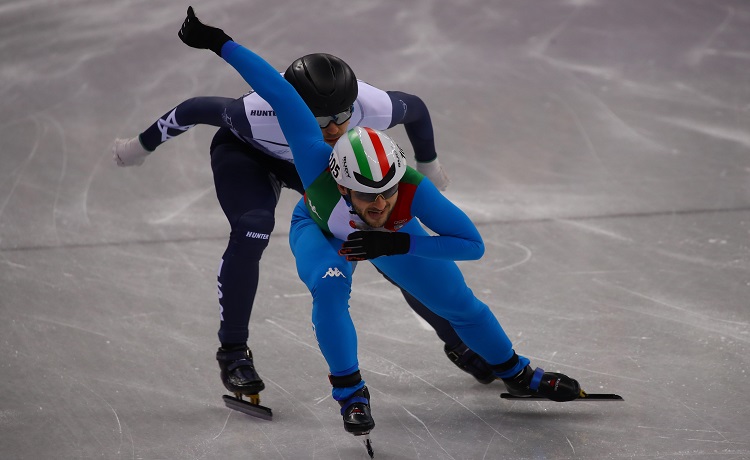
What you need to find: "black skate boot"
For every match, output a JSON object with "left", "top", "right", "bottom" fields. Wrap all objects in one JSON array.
[
  {"left": 217, "top": 346, "right": 272, "bottom": 419},
  {"left": 339, "top": 386, "right": 375, "bottom": 434},
  {"left": 331, "top": 371, "right": 375, "bottom": 458},
  {"left": 216, "top": 346, "right": 265, "bottom": 397},
  {"left": 501, "top": 365, "right": 582, "bottom": 402},
  {"left": 444, "top": 342, "right": 496, "bottom": 384}
]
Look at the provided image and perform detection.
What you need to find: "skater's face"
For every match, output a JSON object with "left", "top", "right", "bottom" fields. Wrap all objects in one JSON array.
[
  {"left": 320, "top": 118, "right": 351, "bottom": 147},
  {"left": 338, "top": 184, "right": 398, "bottom": 228}
]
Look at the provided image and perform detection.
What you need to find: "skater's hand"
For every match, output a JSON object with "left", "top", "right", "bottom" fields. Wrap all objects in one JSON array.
[
  {"left": 112, "top": 136, "right": 151, "bottom": 167},
  {"left": 339, "top": 231, "right": 410, "bottom": 261},
  {"left": 416, "top": 158, "right": 450, "bottom": 191},
  {"left": 178, "top": 6, "right": 233, "bottom": 56}
]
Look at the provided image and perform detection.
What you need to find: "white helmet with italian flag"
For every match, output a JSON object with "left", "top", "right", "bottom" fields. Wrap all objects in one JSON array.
[{"left": 329, "top": 127, "right": 407, "bottom": 193}]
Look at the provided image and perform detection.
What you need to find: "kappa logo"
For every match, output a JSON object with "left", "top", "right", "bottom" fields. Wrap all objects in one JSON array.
[{"left": 322, "top": 267, "right": 346, "bottom": 278}]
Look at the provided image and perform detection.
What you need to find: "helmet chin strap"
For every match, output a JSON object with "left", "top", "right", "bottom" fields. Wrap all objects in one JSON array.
[{"left": 342, "top": 188, "right": 353, "bottom": 204}]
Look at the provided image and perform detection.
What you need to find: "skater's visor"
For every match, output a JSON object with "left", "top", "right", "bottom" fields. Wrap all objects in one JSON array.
[
  {"left": 350, "top": 183, "right": 399, "bottom": 202},
  {"left": 316, "top": 105, "right": 354, "bottom": 128}
]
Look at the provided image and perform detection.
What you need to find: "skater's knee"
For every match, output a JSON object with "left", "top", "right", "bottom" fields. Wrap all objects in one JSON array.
[
  {"left": 229, "top": 210, "right": 275, "bottom": 257},
  {"left": 236, "top": 210, "right": 275, "bottom": 235},
  {"left": 311, "top": 273, "right": 352, "bottom": 316},
  {"left": 313, "top": 265, "right": 352, "bottom": 294},
  {"left": 428, "top": 289, "right": 486, "bottom": 324},
  {"left": 301, "top": 258, "right": 352, "bottom": 291}
]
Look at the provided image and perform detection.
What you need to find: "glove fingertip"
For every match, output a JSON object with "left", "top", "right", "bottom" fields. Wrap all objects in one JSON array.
[{"left": 187, "top": 6, "right": 195, "bottom": 17}]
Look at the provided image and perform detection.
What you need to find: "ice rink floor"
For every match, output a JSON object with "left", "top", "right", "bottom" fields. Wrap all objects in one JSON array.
[{"left": 2, "top": 1, "right": 749, "bottom": 459}]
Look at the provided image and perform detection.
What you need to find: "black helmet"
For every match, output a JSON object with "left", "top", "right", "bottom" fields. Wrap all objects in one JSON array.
[{"left": 284, "top": 53, "right": 358, "bottom": 117}]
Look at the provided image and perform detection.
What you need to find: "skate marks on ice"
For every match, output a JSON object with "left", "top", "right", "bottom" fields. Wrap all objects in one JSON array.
[
  {"left": 592, "top": 279, "right": 750, "bottom": 344},
  {"left": 2, "top": 0, "right": 750, "bottom": 458}
]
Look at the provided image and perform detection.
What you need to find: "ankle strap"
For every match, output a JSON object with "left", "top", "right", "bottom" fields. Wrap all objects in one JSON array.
[{"left": 529, "top": 367, "right": 545, "bottom": 391}]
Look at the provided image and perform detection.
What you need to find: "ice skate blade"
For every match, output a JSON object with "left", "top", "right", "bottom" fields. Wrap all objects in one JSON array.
[
  {"left": 351, "top": 433, "right": 374, "bottom": 458},
  {"left": 222, "top": 395, "right": 273, "bottom": 420},
  {"left": 500, "top": 393, "right": 623, "bottom": 401}
]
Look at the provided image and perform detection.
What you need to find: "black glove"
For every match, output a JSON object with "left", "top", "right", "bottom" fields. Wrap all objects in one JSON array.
[
  {"left": 178, "top": 6, "right": 233, "bottom": 56},
  {"left": 339, "top": 231, "right": 410, "bottom": 261}
]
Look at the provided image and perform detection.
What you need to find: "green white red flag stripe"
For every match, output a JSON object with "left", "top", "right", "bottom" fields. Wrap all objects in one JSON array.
[
  {"left": 348, "top": 129, "right": 373, "bottom": 180},
  {"left": 364, "top": 127, "right": 390, "bottom": 178},
  {"left": 348, "top": 127, "right": 390, "bottom": 181}
]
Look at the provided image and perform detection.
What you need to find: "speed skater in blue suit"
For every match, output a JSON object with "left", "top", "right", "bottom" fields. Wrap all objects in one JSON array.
[{"left": 177, "top": 6, "right": 587, "bottom": 438}]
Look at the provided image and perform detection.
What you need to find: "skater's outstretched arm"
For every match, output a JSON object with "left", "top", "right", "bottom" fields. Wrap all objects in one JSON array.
[
  {"left": 112, "top": 96, "right": 240, "bottom": 166},
  {"left": 178, "top": 6, "right": 330, "bottom": 188}
]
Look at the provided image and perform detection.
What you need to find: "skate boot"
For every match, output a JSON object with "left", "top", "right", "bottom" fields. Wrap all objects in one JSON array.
[
  {"left": 501, "top": 365, "right": 582, "bottom": 402},
  {"left": 216, "top": 345, "right": 265, "bottom": 398},
  {"left": 444, "top": 342, "right": 496, "bottom": 384},
  {"left": 339, "top": 386, "right": 375, "bottom": 434},
  {"left": 331, "top": 371, "right": 375, "bottom": 457},
  {"left": 217, "top": 346, "right": 272, "bottom": 419}
]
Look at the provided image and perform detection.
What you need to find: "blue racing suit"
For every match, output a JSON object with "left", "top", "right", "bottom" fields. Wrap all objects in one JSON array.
[{"left": 218, "top": 41, "right": 529, "bottom": 398}]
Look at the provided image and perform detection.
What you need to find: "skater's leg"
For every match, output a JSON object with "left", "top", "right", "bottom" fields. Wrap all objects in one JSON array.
[
  {"left": 371, "top": 220, "right": 528, "bottom": 376},
  {"left": 210, "top": 129, "right": 279, "bottom": 393},
  {"left": 376, "top": 268, "right": 461, "bottom": 346},
  {"left": 290, "top": 203, "right": 381, "bottom": 443},
  {"left": 372, "top": 223, "right": 582, "bottom": 400},
  {"left": 376, "top": 267, "right": 494, "bottom": 384},
  {"left": 211, "top": 130, "right": 280, "bottom": 344},
  {"left": 290, "top": 202, "right": 358, "bottom": 376}
]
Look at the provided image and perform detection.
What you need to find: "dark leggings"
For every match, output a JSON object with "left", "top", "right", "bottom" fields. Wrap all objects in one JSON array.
[{"left": 210, "top": 128, "right": 302, "bottom": 344}]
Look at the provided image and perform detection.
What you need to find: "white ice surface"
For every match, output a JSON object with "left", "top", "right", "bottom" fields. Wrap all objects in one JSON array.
[{"left": 1, "top": 1, "right": 749, "bottom": 458}]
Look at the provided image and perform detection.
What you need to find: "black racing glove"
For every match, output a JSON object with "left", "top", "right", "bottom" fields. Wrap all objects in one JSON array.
[
  {"left": 178, "top": 6, "right": 233, "bottom": 56},
  {"left": 339, "top": 231, "right": 410, "bottom": 261}
]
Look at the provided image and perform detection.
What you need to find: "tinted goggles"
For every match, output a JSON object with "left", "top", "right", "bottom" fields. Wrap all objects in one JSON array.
[
  {"left": 350, "top": 183, "right": 399, "bottom": 202},
  {"left": 316, "top": 105, "right": 354, "bottom": 128}
]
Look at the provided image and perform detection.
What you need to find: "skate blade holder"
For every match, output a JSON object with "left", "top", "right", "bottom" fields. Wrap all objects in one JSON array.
[
  {"left": 222, "top": 394, "right": 273, "bottom": 420},
  {"left": 352, "top": 432, "right": 374, "bottom": 459}
]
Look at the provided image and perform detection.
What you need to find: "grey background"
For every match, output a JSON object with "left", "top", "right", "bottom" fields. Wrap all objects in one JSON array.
[{"left": 2, "top": 0, "right": 749, "bottom": 459}]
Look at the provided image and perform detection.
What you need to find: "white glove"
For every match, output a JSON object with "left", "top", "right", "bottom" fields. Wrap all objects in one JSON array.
[
  {"left": 112, "top": 136, "right": 151, "bottom": 167},
  {"left": 416, "top": 158, "right": 451, "bottom": 191}
]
